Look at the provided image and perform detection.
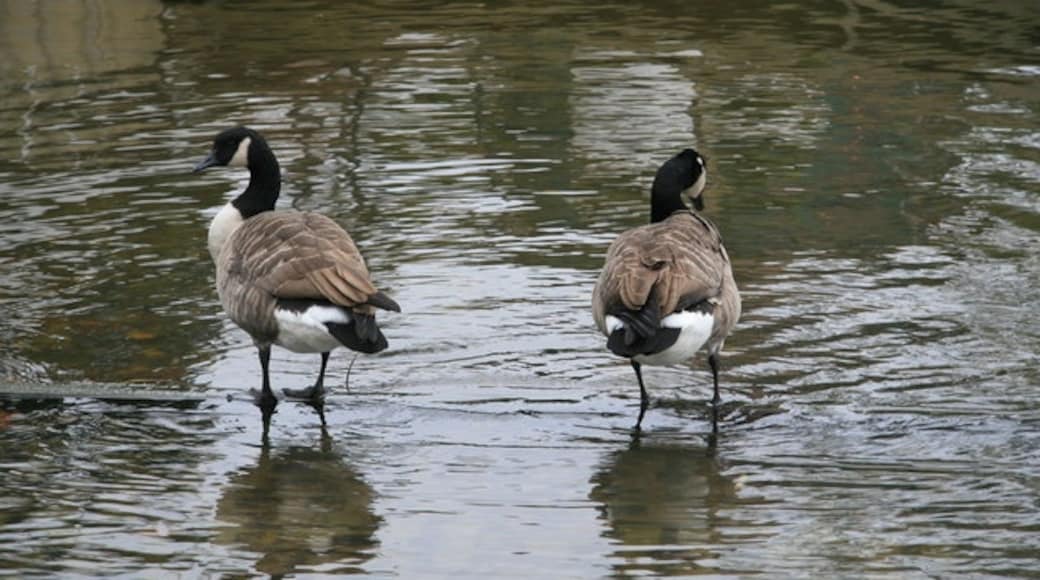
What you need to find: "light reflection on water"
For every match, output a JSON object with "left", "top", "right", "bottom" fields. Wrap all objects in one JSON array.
[{"left": 1, "top": 0, "right": 1039, "bottom": 577}]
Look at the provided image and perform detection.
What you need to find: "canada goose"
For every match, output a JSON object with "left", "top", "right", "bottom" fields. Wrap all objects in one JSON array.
[
  {"left": 592, "top": 148, "right": 740, "bottom": 433},
  {"left": 193, "top": 126, "right": 400, "bottom": 435}
]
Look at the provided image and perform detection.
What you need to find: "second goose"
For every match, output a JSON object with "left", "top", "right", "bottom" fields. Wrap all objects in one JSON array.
[
  {"left": 592, "top": 148, "right": 740, "bottom": 433},
  {"left": 194, "top": 126, "right": 400, "bottom": 435}
]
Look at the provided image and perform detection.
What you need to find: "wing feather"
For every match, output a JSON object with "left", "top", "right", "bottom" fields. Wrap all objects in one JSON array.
[
  {"left": 220, "top": 211, "right": 396, "bottom": 311},
  {"left": 593, "top": 211, "right": 730, "bottom": 333}
]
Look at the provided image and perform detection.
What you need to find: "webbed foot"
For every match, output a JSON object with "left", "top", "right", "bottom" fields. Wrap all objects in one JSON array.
[{"left": 282, "top": 385, "right": 327, "bottom": 427}]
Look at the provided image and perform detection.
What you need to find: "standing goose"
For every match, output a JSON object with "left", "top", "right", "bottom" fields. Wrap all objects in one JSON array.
[
  {"left": 193, "top": 126, "right": 399, "bottom": 435},
  {"left": 592, "top": 148, "right": 740, "bottom": 433}
]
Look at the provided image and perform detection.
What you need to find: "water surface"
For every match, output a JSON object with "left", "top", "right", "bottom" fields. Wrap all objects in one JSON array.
[{"left": 1, "top": 0, "right": 1039, "bottom": 577}]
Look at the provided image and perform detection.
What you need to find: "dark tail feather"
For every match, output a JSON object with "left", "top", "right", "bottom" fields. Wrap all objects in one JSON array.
[
  {"left": 367, "top": 291, "right": 401, "bottom": 313},
  {"left": 612, "top": 293, "right": 662, "bottom": 346},
  {"left": 607, "top": 326, "right": 680, "bottom": 358},
  {"left": 326, "top": 312, "right": 388, "bottom": 354},
  {"left": 605, "top": 294, "right": 680, "bottom": 358}
]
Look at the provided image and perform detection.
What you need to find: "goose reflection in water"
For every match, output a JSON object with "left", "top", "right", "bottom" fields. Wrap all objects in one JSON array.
[
  {"left": 589, "top": 438, "right": 754, "bottom": 576},
  {"left": 215, "top": 435, "right": 381, "bottom": 576}
]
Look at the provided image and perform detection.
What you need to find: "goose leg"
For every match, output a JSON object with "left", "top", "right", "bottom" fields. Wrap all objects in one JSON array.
[
  {"left": 631, "top": 360, "right": 649, "bottom": 431},
  {"left": 708, "top": 353, "right": 721, "bottom": 435},
  {"left": 249, "top": 345, "right": 278, "bottom": 440},
  {"left": 283, "top": 351, "right": 329, "bottom": 427}
]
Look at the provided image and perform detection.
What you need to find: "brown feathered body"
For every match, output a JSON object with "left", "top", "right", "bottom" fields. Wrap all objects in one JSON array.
[
  {"left": 592, "top": 210, "right": 740, "bottom": 362},
  {"left": 214, "top": 210, "right": 397, "bottom": 352}
]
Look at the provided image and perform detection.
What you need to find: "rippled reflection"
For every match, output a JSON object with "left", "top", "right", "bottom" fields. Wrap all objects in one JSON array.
[
  {"left": 214, "top": 435, "right": 381, "bottom": 576},
  {"left": 0, "top": 401, "right": 221, "bottom": 575},
  {"left": 589, "top": 438, "right": 753, "bottom": 576},
  {"left": 1, "top": 0, "right": 1039, "bottom": 576}
]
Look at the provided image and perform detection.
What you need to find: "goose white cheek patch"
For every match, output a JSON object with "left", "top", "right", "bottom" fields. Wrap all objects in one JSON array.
[
  {"left": 229, "top": 136, "right": 251, "bottom": 167},
  {"left": 683, "top": 170, "right": 707, "bottom": 202}
]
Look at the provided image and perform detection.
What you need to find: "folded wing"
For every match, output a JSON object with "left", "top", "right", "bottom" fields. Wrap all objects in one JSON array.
[
  {"left": 593, "top": 212, "right": 726, "bottom": 334},
  {"left": 226, "top": 212, "right": 400, "bottom": 313}
]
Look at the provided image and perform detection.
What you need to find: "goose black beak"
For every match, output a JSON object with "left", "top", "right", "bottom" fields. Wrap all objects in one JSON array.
[{"left": 193, "top": 152, "right": 218, "bottom": 173}]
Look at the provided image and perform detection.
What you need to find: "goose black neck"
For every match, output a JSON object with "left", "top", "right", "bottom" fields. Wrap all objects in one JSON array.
[
  {"left": 649, "top": 180, "right": 688, "bottom": 223},
  {"left": 232, "top": 137, "right": 281, "bottom": 219}
]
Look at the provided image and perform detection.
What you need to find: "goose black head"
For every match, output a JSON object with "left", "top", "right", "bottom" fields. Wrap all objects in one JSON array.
[
  {"left": 193, "top": 126, "right": 281, "bottom": 218},
  {"left": 650, "top": 148, "right": 708, "bottom": 222},
  {"left": 193, "top": 126, "right": 264, "bottom": 173}
]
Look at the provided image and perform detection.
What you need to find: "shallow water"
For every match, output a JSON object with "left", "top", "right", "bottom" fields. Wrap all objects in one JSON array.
[{"left": 2, "top": 0, "right": 1039, "bottom": 577}]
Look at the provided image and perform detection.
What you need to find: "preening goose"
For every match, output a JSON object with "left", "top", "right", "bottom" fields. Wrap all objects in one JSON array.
[
  {"left": 592, "top": 148, "right": 740, "bottom": 433},
  {"left": 193, "top": 126, "right": 400, "bottom": 435}
]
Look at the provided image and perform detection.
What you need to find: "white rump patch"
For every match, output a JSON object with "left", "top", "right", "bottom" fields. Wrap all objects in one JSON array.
[
  {"left": 635, "top": 310, "right": 714, "bottom": 366},
  {"left": 274, "top": 305, "right": 348, "bottom": 353},
  {"left": 229, "top": 136, "right": 251, "bottom": 167},
  {"left": 207, "top": 202, "right": 244, "bottom": 262}
]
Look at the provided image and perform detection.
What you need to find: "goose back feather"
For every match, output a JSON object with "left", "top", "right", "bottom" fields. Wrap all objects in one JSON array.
[
  {"left": 216, "top": 210, "right": 399, "bottom": 349},
  {"left": 592, "top": 210, "right": 739, "bottom": 356}
]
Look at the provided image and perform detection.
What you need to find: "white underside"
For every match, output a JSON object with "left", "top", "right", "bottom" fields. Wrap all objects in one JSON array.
[
  {"left": 274, "top": 305, "right": 348, "bottom": 353},
  {"left": 607, "top": 310, "right": 715, "bottom": 367},
  {"left": 208, "top": 202, "right": 244, "bottom": 263}
]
